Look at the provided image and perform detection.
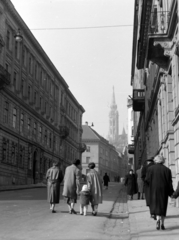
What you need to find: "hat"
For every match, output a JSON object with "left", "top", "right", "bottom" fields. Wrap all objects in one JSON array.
[
  {"left": 82, "top": 185, "right": 88, "bottom": 191},
  {"left": 146, "top": 157, "right": 154, "bottom": 162}
]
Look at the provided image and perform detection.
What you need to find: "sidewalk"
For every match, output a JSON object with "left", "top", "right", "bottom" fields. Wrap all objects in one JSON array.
[
  {"left": 128, "top": 195, "right": 179, "bottom": 240},
  {"left": 0, "top": 183, "right": 47, "bottom": 191}
]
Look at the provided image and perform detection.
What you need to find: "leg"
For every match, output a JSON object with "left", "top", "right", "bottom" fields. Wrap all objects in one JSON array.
[
  {"left": 156, "top": 215, "right": 161, "bottom": 230},
  {"left": 138, "top": 192, "right": 140, "bottom": 200},
  {"left": 161, "top": 216, "right": 165, "bottom": 230},
  {"left": 80, "top": 205, "right": 83, "bottom": 215},
  {"left": 71, "top": 202, "right": 77, "bottom": 214},
  {"left": 83, "top": 205, "right": 88, "bottom": 216},
  {"left": 67, "top": 198, "right": 72, "bottom": 213},
  {"left": 131, "top": 195, "right": 133, "bottom": 200},
  {"left": 93, "top": 205, "right": 98, "bottom": 216},
  {"left": 51, "top": 204, "right": 56, "bottom": 213}
]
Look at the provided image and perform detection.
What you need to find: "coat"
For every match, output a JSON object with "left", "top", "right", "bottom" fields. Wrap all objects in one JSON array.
[
  {"left": 141, "top": 162, "right": 154, "bottom": 206},
  {"left": 145, "top": 163, "right": 174, "bottom": 216},
  {"left": 80, "top": 191, "right": 90, "bottom": 205},
  {"left": 124, "top": 173, "right": 137, "bottom": 195},
  {"left": 103, "top": 174, "right": 110, "bottom": 186},
  {"left": 87, "top": 169, "right": 103, "bottom": 205},
  {"left": 136, "top": 168, "right": 144, "bottom": 193},
  {"left": 62, "top": 164, "right": 81, "bottom": 200},
  {"left": 46, "top": 166, "right": 63, "bottom": 204}
]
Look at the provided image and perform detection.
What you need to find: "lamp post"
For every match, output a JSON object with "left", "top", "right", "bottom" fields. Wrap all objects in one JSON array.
[
  {"left": 85, "top": 121, "right": 94, "bottom": 127},
  {"left": 14, "top": 28, "right": 23, "bottom": 42}
]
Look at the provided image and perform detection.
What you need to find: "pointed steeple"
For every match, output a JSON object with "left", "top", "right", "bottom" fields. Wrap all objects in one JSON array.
[{"left": 112, "top": 86, "right": 116, "bottom": 105}]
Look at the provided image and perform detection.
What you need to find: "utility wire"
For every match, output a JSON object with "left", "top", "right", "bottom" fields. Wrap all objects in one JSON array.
[{"left": 30, "top": 24, "right": 134, "bottom": 30}]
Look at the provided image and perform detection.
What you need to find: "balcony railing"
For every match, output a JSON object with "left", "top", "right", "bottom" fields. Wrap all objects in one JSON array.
[
  {"left": 59, "top": 126, "right": 69, "bottom": 139},
  {"left": 0, "top": 64, "right": 11, "bottom": 89},
  {"left": 133, "top": 89, "right": 145, "bottom": 112},
  {"left": 149, "top": 11, "right": 170, "bottom": 35}
]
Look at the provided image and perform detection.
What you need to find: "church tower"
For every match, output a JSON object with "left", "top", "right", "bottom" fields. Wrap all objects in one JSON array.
[{"left": 108, "top": 87, "right": 119, "bottom": 145}]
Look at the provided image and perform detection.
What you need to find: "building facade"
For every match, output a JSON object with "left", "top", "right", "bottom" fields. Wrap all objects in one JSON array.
[
  {"left": 0, "top": 0, "right": 85, "bottom": 186},
  {"left": 82, "top": 123, "right": 121, "bottom": 181},
  {"left": 127, "top": 98, "right": 134, "bottom": 170},
  {"left": 131, "top": 0, "right": 179, "bottom": 207}
]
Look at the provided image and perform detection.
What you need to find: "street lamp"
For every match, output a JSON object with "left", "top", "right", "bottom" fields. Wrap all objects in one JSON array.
[
  {"left": 14, "top": 28, "right": 23, "bottom": 42},
  {"left": 85, "top": 121, "right": 94, "bottom": 127}
]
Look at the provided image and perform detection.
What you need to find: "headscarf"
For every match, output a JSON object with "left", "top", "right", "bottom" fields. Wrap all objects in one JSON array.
[{"left": 154, "top": 155, "right": 165, "bottom": 164}]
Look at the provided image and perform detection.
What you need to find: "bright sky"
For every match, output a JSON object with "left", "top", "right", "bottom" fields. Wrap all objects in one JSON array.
[{"left": 11, "top": 0, "right": 133, "bottom": 138}]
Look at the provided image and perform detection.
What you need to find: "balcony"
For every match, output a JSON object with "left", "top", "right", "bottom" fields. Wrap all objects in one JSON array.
[
  {"left": 79, "top": 143, "right": 86, "bottom": 153},
  {"left": 59, "top": 126, "right": 69, "bottom": 139},
  {"left": 133, "top": 89, "right": 145, "bottom": 112},
  {"left": 128, "top": 144, "right": 134, "bottom": 154},
  {"left": 0, "top": 64, "right": 11, "bottom": 89}
]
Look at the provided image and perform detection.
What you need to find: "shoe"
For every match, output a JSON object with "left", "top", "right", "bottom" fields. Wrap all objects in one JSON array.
[
  {"left": 161, "top": 224, "right": 165, "bottom": 230},
  {"left": 80, "top": 213, "right": 83, "bottom": 215},
  {"left": 151, "top": 215, "right": 157, "bottom": 220},
  {"left": 69, "top": 209, "right": 72, "bottom": 214},
  {"left": 93, "top": 212, "right": 97, "bottom": 216},
  {"left": 71, "top": 209, "right": 77, "bottom": 214},
  {"left": 52, "top": 210, "right": 56, "bottom": 213},
  {"left": 156, "top": 220, "right": 160, "bottom": 230}
]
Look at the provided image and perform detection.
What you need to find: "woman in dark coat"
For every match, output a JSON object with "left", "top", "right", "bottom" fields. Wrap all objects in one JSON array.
[
  {"left": 46, "top": 161, "right": 63, "bottom": 213},
  {"left": 146, "top": 155, "right": 174, "bottom": 230},
  {"left": 124, "top": 169, "right": 137, "bottom": 200}
]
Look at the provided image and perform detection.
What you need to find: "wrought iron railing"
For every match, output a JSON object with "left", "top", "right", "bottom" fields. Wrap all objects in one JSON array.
[{"left": 149, "top": 11, "right": 170, "bottom": 35}]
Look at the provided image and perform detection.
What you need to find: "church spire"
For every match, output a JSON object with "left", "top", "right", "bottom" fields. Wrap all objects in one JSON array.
[{"left": 112, "top": 86, "right": 116, "bottom": 105}]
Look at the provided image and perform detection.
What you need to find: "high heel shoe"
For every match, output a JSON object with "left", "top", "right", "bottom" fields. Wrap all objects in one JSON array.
[
  {"left": 161, "top": 224, "right": 165, "bottom": 230},
  {"left": 156, "top": 220, "right": 160, "bottom": 230}
]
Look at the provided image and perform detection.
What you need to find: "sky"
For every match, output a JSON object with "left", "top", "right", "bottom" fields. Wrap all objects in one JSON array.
[{"left": 11, "top": 0, "right": 134, "bottom": 138}]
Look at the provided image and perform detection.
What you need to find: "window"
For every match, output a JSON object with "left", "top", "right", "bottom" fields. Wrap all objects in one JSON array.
[
  {"left": 13, "top": 108, "right": 17, "bottom": 128},
  {"left": 2, "top": 138, "right": 9, "bottom": 163},
  {"left": 86, "top": 157, "right": 90, "bottom": 164},
  {"left": 20, "top": 113, "right": 24, "bottom": 132},
  {"left": 28, "top": 85, "right": 31, "bottom": 99},
  {"left": 13, "top": 72, "right": 17, "bottom": 89},
  {"left": 4, "top": 101, "right": 9, "bottom": 123},
  {"left": 22, "top": 47, "right": 26, "bottom": 66},
  {"left": 6, "top": 30, "right": 10, "bottom": 50},
  {"left": 34, "top": 91, "right": 37, "bottom": 104},
  {"left": 27, "top": 118, "right": 31, "bottom": 130},
  {"left": 15, "top": 41, "right": 18, "bottom": 59},
  {"left": 39, "top": 126, "right": 42, "bottom": 139},
  {"left": 35, "top": 64, "right": 37, "bottom": 79},
  {"left": 21, "top": 79, "right": 24, "bottom": 94},
  {"left": 29, "top": 56, "right": 32, "bottom": 74},
  {"left": 11, "top": 142, "right": 17, "bottom": 165},
  {"left": 28, "top": 145, "right": 32, "bottom": 170},
  {"left": 49, "top": 133, "right": 52, "bottom": 148},
  {"left": 53, "top": 136, "right": 56, "bottom": 151},
  {"left": 86, "top": 146, "right": 90, "bottom": 152},
  {"left": 33, "top": 122, "right": 37, "bottom": 135},
  {"left": 40, "top": 70, "right": 43, "bottom": 85},
  {"left": 39, "top": 97, "right": 42, "bottom": 109},
  {"left": 19, "top": 145, "right": 25, "bottom": 168},
  {"left": 44, "top": 129, "right": 47, "bottom": 144}
]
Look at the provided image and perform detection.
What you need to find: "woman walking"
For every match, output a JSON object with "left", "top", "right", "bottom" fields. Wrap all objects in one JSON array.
[
  {"left": 146, "top": 155, "right": 174, "bottom": 230},
  {"left": 136, "top": 165, "right": 144, "bottom": 200},
  {"left": 86, "top": 162, "right": 103, "bottom": 216},
  {"left": 46, "top": 160, "right": 63, "bottom": 213},
  {"left": 124, "top": 169, "right": 137, "bottom": 200}
]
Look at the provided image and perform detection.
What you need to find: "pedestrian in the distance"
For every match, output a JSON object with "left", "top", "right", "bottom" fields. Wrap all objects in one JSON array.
[
  {"left": 146, "top": 155, "right": 174, "bottom": 230},
  {"left": 124, "top": 169, "right": 137, "bottom": 200},
  {"left": 136, "top": 165, "right": 144, "bottom": 200},
  {"left": 87, "top": 162, "right": 103, "bottom": 216},
  {"left": 103, "top": 173, "right": 110, "bottom": 189},
  {"left": 62, "top": 159, "right": 81, "bottom": 214},
  {"left": 141, "top": 157, "right": 155, "bottom": 218},
  {"left": 46, "top": 160, "right": 63, "bottom": 213},
  {"left": 79, "top": 184, "right": 91, "bottom": 216}
]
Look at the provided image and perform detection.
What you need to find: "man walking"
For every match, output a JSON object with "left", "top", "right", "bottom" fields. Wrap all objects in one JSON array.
[
  {"left": 62, "top": 159, "right": 81, "bottom": 214},
  {"left": 103, "top": 173, "right": 110, "bottom": 190}
]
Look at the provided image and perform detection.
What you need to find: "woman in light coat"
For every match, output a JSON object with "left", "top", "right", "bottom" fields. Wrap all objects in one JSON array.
[
  {"left": 46, "top": 161, "right": 63, "bottom": 213},
  {"left": 86, "top": 162, "right": 103, "bottom": 216}
]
